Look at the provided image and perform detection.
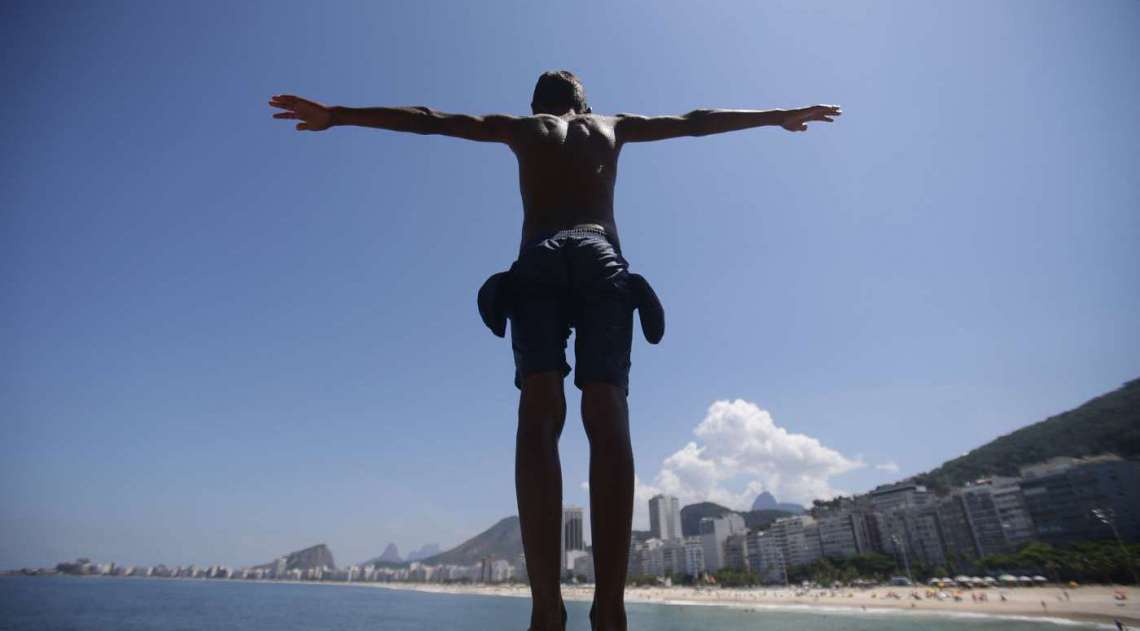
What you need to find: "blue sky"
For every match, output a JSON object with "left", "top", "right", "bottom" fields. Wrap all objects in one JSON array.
[{"left": 2, "top": 0, "right": 1138, "bottom": 570}]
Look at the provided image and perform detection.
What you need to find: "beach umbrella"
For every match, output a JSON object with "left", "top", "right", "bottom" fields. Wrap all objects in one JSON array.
[
  {"left": 983, "top": 577, "right": 997, "bottom": 584},
  {"left": 999, "top": 574, "right": 1017, "bottom": 583},
  {"left": 954, "top": 575, "right": 971, "bottom": 584},
  {"left": 1017, "top": 576, "right": 1032, "bottom": 583},
  {"left": 927, "top": 578, "right": 940, "bottom": 585},
  {"left": 1032, "top": 576, "right": 1047, "bottom": 583}
]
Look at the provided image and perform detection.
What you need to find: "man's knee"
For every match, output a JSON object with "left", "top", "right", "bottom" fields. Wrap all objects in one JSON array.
[
  {"left": 581, "top": 382, "right": 631, "bottom": 448},
  {"left": 518, "top": 371, "right": 567, "bottom": 442},
  {"left": 582, "top": 382, "right": 627, "bottom": 414}
]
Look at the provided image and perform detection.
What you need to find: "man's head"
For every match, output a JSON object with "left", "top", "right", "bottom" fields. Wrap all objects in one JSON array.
[{"left": 531, "top": 70, "right": 590, "bottom": 115}]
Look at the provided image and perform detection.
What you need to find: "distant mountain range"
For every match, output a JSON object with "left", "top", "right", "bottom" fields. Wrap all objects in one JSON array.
[
  {"left": 254, "top": 543, "right": 336, "bottom": 571},
  {"left": 361, "top": 542, "right": 442, "bottom": 566},
  {"left": 911, "top": 378, "right": 1140, "bottom": 490},
  {"left": 406, "top": 543, "right": 441, "bottom": 562},
  {"left": 416, "top": 516, "right": 523, "bottom": 566}
]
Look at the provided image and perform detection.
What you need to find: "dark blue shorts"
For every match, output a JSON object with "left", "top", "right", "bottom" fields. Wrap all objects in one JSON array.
[{"left": 509, "top": 228, "right": 635, "bottom": 393}]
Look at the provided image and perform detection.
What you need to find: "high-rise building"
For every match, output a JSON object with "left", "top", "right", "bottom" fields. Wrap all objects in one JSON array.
[
  {"left": 627, "top": 538, "right": 665, "bottom": 578},
  {"left": 986, "top": 476, "right": 1036, "bottom": 547},
  {"left": 561, "top": 506, "right": 585, "bottom": 575},
  {"left": 562, "top": 506, "right": 585, "bottom": 550},
  {"left": 869, "top": 483, "right": 934, "bottom": 514},
  {"left": 767, "top": 515, "right": 823, "bottom": 568},
  {"left": 649, "top": 494, "right": 683, "bottom": 541},
  {"left": 745, "top": 529, "right": 786, "bottom": 584},
  {"left": 957, "top": 480, "right": 1012, "bottom": 555},
  {"left": 935, "top": 494, "right": 980, "bottom": 563},
  {"left": 1021, "top": 456, "right": 1140, "bottom": 544},
  {"left": 660, "top": 539, "right": 688, "bottom": 577},
  {"left": 572, "top": 551, "right": 595, "bottom": 583},
  {"left": 699, "top": 513, "right": 746, "bottom": 571},
  {"left": 565, "top": 549, "right": 590, "bottom": 573},
  {"left": 816, "top": 510, "right": 871, "bottom": 560},
  {"left": 683, "top": 536, "right": 706, "bottom": 576},
  {"left": 723, "top": 533, "right": 749, "bottom": 571}
]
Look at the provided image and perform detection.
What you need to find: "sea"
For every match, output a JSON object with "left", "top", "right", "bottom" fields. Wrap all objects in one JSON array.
[{"left": 0, "top": 575, "right": 1113, "bottom": 630}]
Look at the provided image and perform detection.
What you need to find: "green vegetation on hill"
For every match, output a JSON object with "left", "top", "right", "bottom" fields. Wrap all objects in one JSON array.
[{"left": 912, "top": 378, "right": 1140, "bottom": 491}]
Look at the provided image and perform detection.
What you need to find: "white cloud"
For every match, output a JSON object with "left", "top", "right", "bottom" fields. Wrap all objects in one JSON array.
[
  {"left": 875, "top": 461, "right": 901, "bottom": 473},
  {"left": 638, "top": 399, "right": 864, "bottom": 514}
]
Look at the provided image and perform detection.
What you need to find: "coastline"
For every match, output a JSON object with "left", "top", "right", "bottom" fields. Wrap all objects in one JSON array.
[
  {"left": 11, "top": 574, "right": 1136, "bottom": 627},
  {"left": 370, "top": 582, "right": 1140, "bottom": 628}
]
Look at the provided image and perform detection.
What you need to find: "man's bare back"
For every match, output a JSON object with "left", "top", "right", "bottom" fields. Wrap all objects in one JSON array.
[{"left": 512, "top": 113, "right": 620, "bottom": 247}]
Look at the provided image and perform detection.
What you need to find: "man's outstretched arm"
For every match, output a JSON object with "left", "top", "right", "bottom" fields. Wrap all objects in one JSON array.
[
  {"left": 268, "top": 94, "right": 518, "bottom": 143},
  {"left": 615, "top": 105, "right": 841, "bottom": 144}
]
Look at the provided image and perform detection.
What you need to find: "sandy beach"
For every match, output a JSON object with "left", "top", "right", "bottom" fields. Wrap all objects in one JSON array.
[{"left": 372, "top": 582, "right": 1140, "bottom": 627}]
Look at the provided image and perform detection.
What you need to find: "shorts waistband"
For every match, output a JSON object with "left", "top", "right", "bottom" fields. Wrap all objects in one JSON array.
[
  {"left": 549, "top": 224, "right": 608, "bottom": 240},
  {"left": 522, "top": 223, "right": 613, "bottom": 252}
]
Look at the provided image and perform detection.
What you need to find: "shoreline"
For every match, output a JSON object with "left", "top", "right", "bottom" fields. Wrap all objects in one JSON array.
[
  {"left": 10, "top": 574, "right": 1137, "bottom": 627},
  {"left": 370, "top": 582, "right": 1140, "bottom": 628}
]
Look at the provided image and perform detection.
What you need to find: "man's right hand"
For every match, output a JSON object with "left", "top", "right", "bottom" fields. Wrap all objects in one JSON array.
[
  {"left": 269, "top": 94, "right": 333, "bottom": 131},
  {"left": 780, "top": 105, "right": 842, "bottom": 132}
]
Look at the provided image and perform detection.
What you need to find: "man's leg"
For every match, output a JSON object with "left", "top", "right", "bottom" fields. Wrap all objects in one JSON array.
[
  {"left": 517, "top": 371, "right": 568, "bottom": 631},
  {"left": 581, "top": 382, "right": 634, "bottom": 631}
]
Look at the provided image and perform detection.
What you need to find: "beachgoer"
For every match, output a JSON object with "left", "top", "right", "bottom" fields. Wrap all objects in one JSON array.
[{"left": 268, "top": 73, "right": 840, "bottom": 631}]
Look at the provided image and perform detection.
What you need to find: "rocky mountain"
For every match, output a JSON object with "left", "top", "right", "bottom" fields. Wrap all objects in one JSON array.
[
  {"left": 405, "top": 543, "right": 441, "bottom": 562},
  {"left": 751, "top": 491, "right": 804, "bottom": 514},
  {"left": 911, "top": 378, "right": 1140, "bottom": 490},
  {"left": 254, "top": 543, "right": 336, "bottom": 571},
  {"left": 376, "top": 543, "right": 401, "bottom": 563},
  {"left": 419, "top": 516, "right": 523, "bottom": 566}
]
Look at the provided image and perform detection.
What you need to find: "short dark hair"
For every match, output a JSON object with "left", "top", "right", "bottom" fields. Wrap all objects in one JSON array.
[{"left": 531, "top": 70, "right": 590, "bottom": 115}]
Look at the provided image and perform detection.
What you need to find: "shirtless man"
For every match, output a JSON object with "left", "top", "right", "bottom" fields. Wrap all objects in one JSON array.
[{"left": 269, "top": 71, "right": 840, "bottom": 631}]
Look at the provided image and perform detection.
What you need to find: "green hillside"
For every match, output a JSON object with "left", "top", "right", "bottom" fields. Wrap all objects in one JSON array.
[{"left": 912, "top": 378, "right": 1140, "bottom": 490}]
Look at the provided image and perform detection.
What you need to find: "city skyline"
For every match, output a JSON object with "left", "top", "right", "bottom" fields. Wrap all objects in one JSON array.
[
  {"left": 4, "top": 0, "right": 1139, "bottom": 571},
  {"left": 22, "top": 452, "right": 1137, "bottom": 585}
]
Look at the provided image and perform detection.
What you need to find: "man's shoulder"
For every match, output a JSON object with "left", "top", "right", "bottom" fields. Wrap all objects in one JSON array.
[{"left": 517, "top": 113, "right": 622, "bottom": 126}]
